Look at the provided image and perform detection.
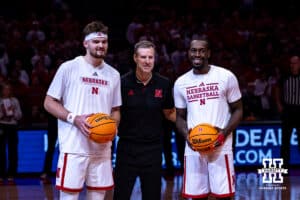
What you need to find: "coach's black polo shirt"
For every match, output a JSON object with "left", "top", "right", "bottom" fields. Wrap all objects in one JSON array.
[{"left": 118, "top": 70, "right": 174, "bottom": 144}]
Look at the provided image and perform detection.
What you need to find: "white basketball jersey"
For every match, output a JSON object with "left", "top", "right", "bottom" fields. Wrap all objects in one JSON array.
[
  {"left": 174, "top": 65, "right": 241, "bottom": 155},
  {"left": 47, "top": 56, "right": 122, "bottom": 155}
]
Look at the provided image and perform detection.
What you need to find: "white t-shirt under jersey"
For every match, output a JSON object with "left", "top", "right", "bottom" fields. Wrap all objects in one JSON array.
[
  {"left": 47, "top": 56, "right": 122, "bottom": 156},
  {"left": 173, "top": 65, "right": 241, "bottom": 155}
]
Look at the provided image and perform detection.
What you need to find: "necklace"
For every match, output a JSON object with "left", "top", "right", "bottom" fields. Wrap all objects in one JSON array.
[{"left": 136, "top": 73, "right": 152, "bottom": 85}]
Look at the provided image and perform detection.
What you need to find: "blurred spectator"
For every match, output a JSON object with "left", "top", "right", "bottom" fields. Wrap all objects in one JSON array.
[
  {"left": 10, "top": 59, "right": 30, "bottom": 86},
  {"left": 40, "top": 113, "right": 57, "bottom": 184},
  {"left": 275, "top": 55, "right": 300, "bottom": 167},
  {"left": 170, "top": 40, "right": 186, "bottom": 74},
  {"left": 126, "top": 16, "right": 143, "bottom": 45},
  {"left": 27, "top": 76, "right": 47, "bottom": 124},
  {"left": 0, "top": 44, "right": 9, "bottom": 77},
  {"left": 31, "top": 59, "right": 50, "bottom": 88},
  {"left": 31, "top": 46, "right": 52, "bottom": 70},
  {"left": 138, "top": 24, "right": 155, "bottom": 42},
  {"left": 7, "top": 67, "right": 30, "bottom": 126},
  {"left": 58, "top": 11, "right": 80, "bottom": 40},
  {"left": 158, "top": 60, "right": 176, "bottom": 83},
  {"left": 26, "top": 20, "right": 46, "bottom": 42},
  {"left": 6, "top": 25, "right": 33, "bottom": 71},
  {"left": 0, "top": 83, "right": 22, "bottom": 185},
  {"left": 248, "top": 69, "right": 272, "bottom": 119}
]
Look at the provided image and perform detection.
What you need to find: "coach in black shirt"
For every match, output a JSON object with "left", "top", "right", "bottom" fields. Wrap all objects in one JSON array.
[
  {"left": 275, "top": 55, "right": 300, "bottom": 167},
  {"left": 113, "top": 40, "right": 175, "bottom": 200}
]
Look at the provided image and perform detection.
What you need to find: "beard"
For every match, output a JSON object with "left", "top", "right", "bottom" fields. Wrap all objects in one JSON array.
[
  {"left": 89, "top": 49, "right": 106, "bottom": 59},
  {"left": 192, "top": 65, "right": 204, "bottom": 70},
  {"left": 190, "top": 56, "right": 204, "bottom": 70},
  {"left": 191, "top": 57, "right": 208, "bottom": 70},
  {"left": 192, "top": 62, "right": 205, "bottom": 70}
]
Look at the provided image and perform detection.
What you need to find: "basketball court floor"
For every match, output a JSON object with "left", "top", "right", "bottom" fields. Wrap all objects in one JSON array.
[{"left": 0, "top": 168, "right": 299, "bottom": 200}]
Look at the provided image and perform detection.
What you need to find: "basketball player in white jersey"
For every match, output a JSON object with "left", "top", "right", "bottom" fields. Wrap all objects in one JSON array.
[
  {"left": 173, "top": 37, "right": 243, "bottom": 200},
  {"left": 44, "top": 21, "right": 121, "bottom": 200}
]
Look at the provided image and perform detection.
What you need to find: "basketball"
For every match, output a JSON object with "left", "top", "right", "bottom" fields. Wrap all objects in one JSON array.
[
  {"left": 86, "top": 113, "right": 117, "bottom": 143},
  {"left": 188, "top": 123, "right": 218, "bottom": 152}
]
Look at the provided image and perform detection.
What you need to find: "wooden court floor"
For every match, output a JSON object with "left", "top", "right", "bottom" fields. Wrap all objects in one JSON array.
[{"left": 0, "top": 169, "right": 299, "bottom": 200}]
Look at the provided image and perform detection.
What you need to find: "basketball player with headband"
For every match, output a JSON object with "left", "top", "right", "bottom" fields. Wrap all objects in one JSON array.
[
  {"left": 173, "top": 36, "right": 243, "bottom": 200},
  {"left": 44, "top": 21, "right": 121, "bottom": 200}
]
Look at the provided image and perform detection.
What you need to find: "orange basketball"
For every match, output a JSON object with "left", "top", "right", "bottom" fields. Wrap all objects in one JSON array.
[
  {"left": 86, "top": 113, "right": 117, "bottom": 143},
  {"left": 188, "top": 123, "right": 218, "bottom": 152}
]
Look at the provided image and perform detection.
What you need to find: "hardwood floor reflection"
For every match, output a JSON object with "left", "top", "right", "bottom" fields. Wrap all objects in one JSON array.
[{"left": 0, "top": 169, "right": 299, "bottom": 200}]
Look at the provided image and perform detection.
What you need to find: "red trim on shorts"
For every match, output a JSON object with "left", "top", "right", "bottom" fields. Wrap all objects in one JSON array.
[
  {"left": 211, "top": 155, "right": 236, "bottom": 198},
  {"left": 56, "top": 185, "right": 83, "bottom": 192},
  {"left": 210, "top": 192, "right": 235, "bottom": 198},
  {"left": 56, "top": 153, "right": 84, "bottom": 192},
  {"left": 182, "top": 156, "right": 186, "bottom": 195},
  {"left": 87, "top": 161, "right": 114, "bottom": 191},
  {"left": 87, "top": 184, "right": 114, "bottom": 190},
  {"left": 182, "top": 193, "right": 210, "bottom": 198},
  {"left": 224, "top": 154, "right": 233, "bottom": 194},
  {"left": 61, "top": 153, "right": 68, "bottom": 187}
]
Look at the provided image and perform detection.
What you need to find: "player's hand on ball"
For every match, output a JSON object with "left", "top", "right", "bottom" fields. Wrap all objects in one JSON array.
[
  {"left": 74, "top": 114, "right": 92, "bottom": 137},
  {"left": 213, "top": 127, "right": 225, "bottom": 148},
  {"left": 186, "top": 128, "right": 197, "bottom": 151}
]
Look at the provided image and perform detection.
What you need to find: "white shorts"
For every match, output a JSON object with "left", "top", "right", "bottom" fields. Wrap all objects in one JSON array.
[
  {"left": 182, "top": 151, "right": 235, "bottom": 198},
  {"left": 56, "top": 153, "right": 114, "bottom": 192}
]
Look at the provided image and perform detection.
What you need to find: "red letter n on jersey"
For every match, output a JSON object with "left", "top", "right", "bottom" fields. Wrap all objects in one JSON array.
[{"left": 92, "top": 87, "right": 99, "bottom": 95}]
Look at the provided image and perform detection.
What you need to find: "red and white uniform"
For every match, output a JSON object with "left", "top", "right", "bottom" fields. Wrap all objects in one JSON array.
[
  {"left": 174, "top": 65, "right": 241, "bottom": 198},
  {"left": 47, "top": 56, "right": 122, "bottom": 191}
]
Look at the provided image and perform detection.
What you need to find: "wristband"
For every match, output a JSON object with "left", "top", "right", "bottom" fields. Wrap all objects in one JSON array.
[
  {"left": 66, "top": 112, "right": 75, "bottom": 124},
  {"left": 216, "top": 132, "right": 225, "bottom": 145}
]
